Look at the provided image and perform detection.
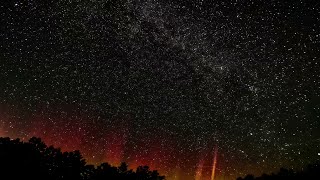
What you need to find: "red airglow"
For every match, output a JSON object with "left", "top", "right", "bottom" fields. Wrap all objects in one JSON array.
[
  {"left": 0, "top": 105, "right": 227, "bottom": 179},
  {"left": 102, "top": 116, "right": 129, "bottom": 166},
  {"left": 125, "top": 132, "right": 177, "bottom": 174},
  {"left": 28, "top": 114, "right": 90, "bottom": 152}
]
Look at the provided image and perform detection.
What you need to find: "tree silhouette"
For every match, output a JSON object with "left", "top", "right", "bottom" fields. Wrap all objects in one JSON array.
[
  {"left": 135, "top": 166, "right": 165, "bottom": 180},
  {"left": 237, "top": 161, "right": 320, "bottom": 180},
  {"left": 0, "top": 137, "right": 165, "bottom": 180}
]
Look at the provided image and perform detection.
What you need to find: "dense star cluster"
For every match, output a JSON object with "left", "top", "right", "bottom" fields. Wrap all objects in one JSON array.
[{"left": 0, "top": 0, "right": 320, "bottom": 179}]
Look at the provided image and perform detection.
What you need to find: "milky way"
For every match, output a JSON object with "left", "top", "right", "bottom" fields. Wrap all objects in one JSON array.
[{"left": 0, "top": 0, "right": 320, "bottom": 179}]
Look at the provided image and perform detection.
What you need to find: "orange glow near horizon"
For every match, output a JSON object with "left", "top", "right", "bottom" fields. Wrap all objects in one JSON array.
[{"left": 195, "top": 159, "right": 204, "bottom": 180}]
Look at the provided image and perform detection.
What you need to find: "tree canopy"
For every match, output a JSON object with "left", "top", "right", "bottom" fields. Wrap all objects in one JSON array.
[{"left": 0, "top": 137, "right": 165, "bottom": 180}]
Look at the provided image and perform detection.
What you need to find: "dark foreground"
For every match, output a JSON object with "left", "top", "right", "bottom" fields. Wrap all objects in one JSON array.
[
  {"left": 237, "top": 162, "right": 320, "bottom": 180},
  {"left": 0, "top": 137, "right": 319, "bottom": 180},
  {"left": 0, "top": 137, "right": 165, "bottom": 180}
]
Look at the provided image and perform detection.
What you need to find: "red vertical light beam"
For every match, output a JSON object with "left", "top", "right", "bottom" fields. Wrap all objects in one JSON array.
[{"left": 211, "top": 145, "right": 218, "bottom": 180}]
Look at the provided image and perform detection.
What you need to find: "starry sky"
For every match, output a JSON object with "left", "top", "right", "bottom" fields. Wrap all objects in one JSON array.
[{"left": 0, "top": 0, "right": 320, "bottom": 179}]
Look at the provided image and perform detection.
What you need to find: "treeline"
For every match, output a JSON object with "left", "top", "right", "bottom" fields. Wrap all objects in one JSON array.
[
  {"left": 237, "top": 161, "right": 320, "bottom": 180},
  {"left": 0, "top": 137, "right": 165, "bottom": 180}
]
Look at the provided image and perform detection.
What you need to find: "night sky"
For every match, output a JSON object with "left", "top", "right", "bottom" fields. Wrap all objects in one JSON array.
[{"left": 0, "top": 0, "right": 320, "bottom": 179}]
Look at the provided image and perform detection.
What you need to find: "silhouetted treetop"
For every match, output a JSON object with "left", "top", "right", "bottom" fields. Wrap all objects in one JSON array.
[
  {"left": 236, "top": 161, "right": 320, "bottom": 180},
  {"left": 0, "top": 136, "right": 165, "bottom": 180}
]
